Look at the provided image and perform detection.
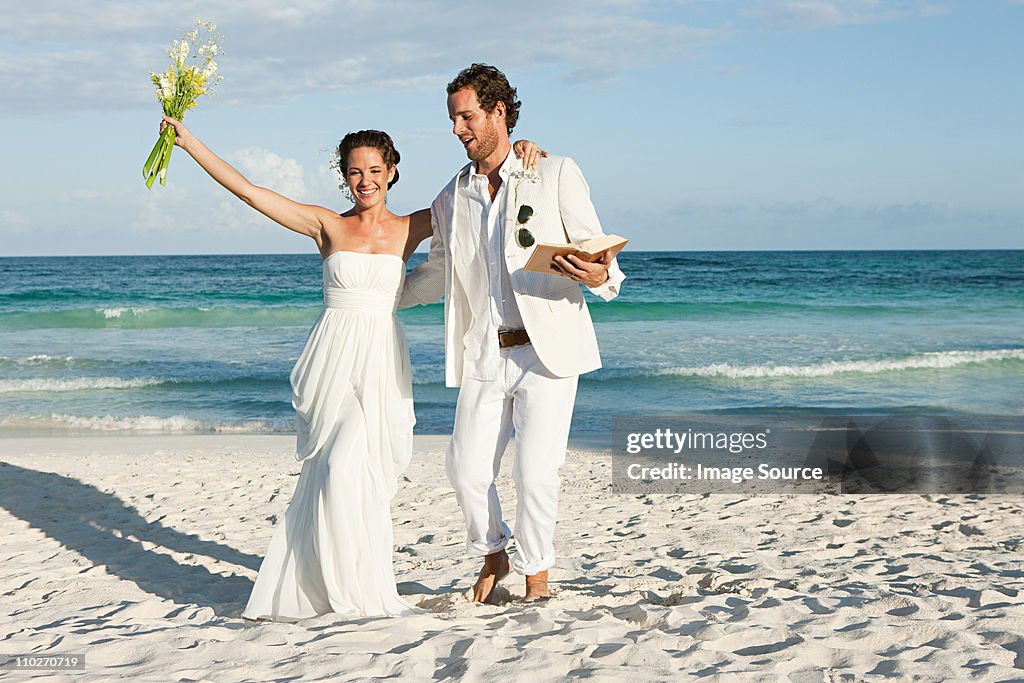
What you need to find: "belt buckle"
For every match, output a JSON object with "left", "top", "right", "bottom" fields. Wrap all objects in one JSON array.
[{"left": 498, "top": 329, "right": 528, "bottom": 349}]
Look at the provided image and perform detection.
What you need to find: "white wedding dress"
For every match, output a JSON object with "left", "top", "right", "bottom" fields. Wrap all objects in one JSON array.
[{"left": 242, "top": 251, "right": 420, "bottom": 621}]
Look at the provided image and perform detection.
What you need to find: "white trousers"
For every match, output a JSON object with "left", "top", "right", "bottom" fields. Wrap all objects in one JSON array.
[{"left": 447, "top": 343, "right": 579, "bottom": 576}]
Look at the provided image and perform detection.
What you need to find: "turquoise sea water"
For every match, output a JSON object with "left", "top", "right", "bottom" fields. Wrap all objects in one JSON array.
[{"left": 0, "top": 251, "right": 1021, "bottom": 434}]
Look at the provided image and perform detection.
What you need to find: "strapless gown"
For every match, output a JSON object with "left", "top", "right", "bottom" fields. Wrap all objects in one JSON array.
[{"left": 242, "top": 251, "right": 419, "bottom": 621}]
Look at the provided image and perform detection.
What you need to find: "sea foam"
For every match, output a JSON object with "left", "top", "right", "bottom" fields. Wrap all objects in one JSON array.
[
  {"left": 0, "top": 377, "right": 167, "bottom": 393},
  {"left": 0, "top": 413, "right": 296, "bottom": 433},
  {"left": 652, "top": 348, "right": 1024, "bottom": 380}
]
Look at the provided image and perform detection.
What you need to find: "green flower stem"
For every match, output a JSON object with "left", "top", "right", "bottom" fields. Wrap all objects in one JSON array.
[
  {"left": 143, "top": 136, "right": 163, "bottom": 178},
  {"left": 144, "top": 127, "right": 176, "bottom": 189},
  {"left": 145, "top": 145, "right": 163, "bottom": 189},
  {"left": 158, "top": 131, "right": 174, "bottom": 186},
  {"left": 146, "top": 137, "right": 170, "bottom": 190},
  {"left": 145, "top": 144, "right": 161, "bottom": 189}
]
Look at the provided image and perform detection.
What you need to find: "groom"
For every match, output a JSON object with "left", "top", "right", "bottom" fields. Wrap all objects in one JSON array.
[{"left": 400, "top": 63, "right": 624, "bottom": 602}]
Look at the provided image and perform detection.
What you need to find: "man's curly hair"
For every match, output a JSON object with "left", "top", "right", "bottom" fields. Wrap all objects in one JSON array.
[{"left": 447, "top": 63, "right": 521, "bottom": 135}]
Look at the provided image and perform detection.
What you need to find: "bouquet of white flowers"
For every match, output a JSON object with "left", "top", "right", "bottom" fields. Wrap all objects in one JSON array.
[{"left": 143, "top": 19, "right": 223, "bottom": 189}]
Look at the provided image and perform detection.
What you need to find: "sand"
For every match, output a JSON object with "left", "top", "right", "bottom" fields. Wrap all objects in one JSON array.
[{"left": 2, "top": 434, "right": 1023, "bottom": 682}]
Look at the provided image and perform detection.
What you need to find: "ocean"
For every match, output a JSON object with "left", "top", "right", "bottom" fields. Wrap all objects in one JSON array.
[{"left": 0, "top": 251, "right": 1021, "bottom": 436}]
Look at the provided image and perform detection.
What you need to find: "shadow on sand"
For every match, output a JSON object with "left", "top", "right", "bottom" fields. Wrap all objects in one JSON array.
[{"left": 0, "top": 461, "right": 260, "bottom": 615}]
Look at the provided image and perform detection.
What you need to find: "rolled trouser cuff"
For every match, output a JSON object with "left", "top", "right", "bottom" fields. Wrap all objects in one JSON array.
[
  {"left": 466, "top": 521, "right": 511, "bottom": 556},
  {"left": 511, "top": 553, "right": 554, "bottom": 576}
]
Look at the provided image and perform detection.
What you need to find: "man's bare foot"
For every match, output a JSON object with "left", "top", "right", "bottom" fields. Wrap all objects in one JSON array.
[
  {"left": 524, "top": 570, "right": 550, "bottom": 602},
  {"left": 472, "top": 550, "right": 510, "bottom": 603}
]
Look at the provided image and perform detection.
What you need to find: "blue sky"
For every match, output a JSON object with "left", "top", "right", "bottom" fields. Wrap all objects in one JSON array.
[{"left": 2, "top": 1, "right": 1021, "bottom": 256}]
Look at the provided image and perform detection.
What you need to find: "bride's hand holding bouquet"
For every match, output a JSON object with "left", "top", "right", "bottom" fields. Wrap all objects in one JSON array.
[{"left": 143, "top": 19, "right": 223, "bottom": 189}]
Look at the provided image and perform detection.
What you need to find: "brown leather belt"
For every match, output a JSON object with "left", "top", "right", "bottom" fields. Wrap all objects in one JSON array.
[{"left": 498, "top": 329, "right": 531, "bottom": 349}]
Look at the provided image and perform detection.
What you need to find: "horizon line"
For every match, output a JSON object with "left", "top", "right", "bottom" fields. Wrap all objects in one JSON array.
[{"left": 2, "top": 247, "right": 1023, "bottom": 259}]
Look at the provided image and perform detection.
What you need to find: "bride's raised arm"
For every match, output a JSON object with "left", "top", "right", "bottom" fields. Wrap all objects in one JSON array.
[{"left": 160, "top": 116, "right": 334, "bottom": 246}]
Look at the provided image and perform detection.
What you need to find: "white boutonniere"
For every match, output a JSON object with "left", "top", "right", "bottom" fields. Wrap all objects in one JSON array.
[
  {"left": 509, "top": 168, "right": 540, "bottom": 247},
  {"left": 509, "top": 167, "right": 540, "bottom": 205}
]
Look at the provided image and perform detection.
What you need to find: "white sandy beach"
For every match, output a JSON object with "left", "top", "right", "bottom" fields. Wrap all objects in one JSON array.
[{"left": 2, "top": 434, "right": 1023, "bottom": 681}]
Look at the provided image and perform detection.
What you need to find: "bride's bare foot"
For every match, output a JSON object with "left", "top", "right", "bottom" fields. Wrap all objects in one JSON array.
[
  {"left": 524, "top": 570, "right": 550, "bottom": 602},
  {"left": 472, "top": 550, "right": 510, "bottom": 603}
]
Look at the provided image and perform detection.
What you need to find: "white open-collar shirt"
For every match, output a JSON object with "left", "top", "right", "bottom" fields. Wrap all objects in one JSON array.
[{"left": 457, "top": 149, "right": 526, "bottom": 378}]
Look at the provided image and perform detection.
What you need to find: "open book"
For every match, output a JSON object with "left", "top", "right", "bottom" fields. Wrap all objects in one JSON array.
[{"left": 524, "top": 234, "right": 628, "bottom": 276}]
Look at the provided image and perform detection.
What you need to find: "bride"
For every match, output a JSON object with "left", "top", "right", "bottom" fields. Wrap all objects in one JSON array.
[{"left": 159, "top": 115, "right": 544, "bottom": 620}]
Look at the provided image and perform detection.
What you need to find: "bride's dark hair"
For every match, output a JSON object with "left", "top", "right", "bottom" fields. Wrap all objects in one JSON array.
[{"left": 336, "top": 130, "right": 401, "bottom": 189}]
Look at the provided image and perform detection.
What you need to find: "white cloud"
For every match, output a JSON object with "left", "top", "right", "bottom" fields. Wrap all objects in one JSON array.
[
  {"left": 2, "top": 1, "right": 957, "bottom": 117},
  {"left": 230, "top": 147, "right": 307, "bottom": 199},
  {"left": 203, "top": 147, "right": 310, "bottom": 234},
  {"left": 211, "top": 198, "right": 260, "bottom": 234},
  {"left": 133, "top": 183, "right": 190, "bottom": 233},
  {"left": 0, "top": 1, "right": 730, "bottom": 116},
  {"left": 741, "top": 0, "right": 947, "bottom": 30},
  {"left": 0, "top": 209, "right": 31, "bottom": 229},
  {"left": 59, "top": 187, "right": 133, "bottom": 202}
]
